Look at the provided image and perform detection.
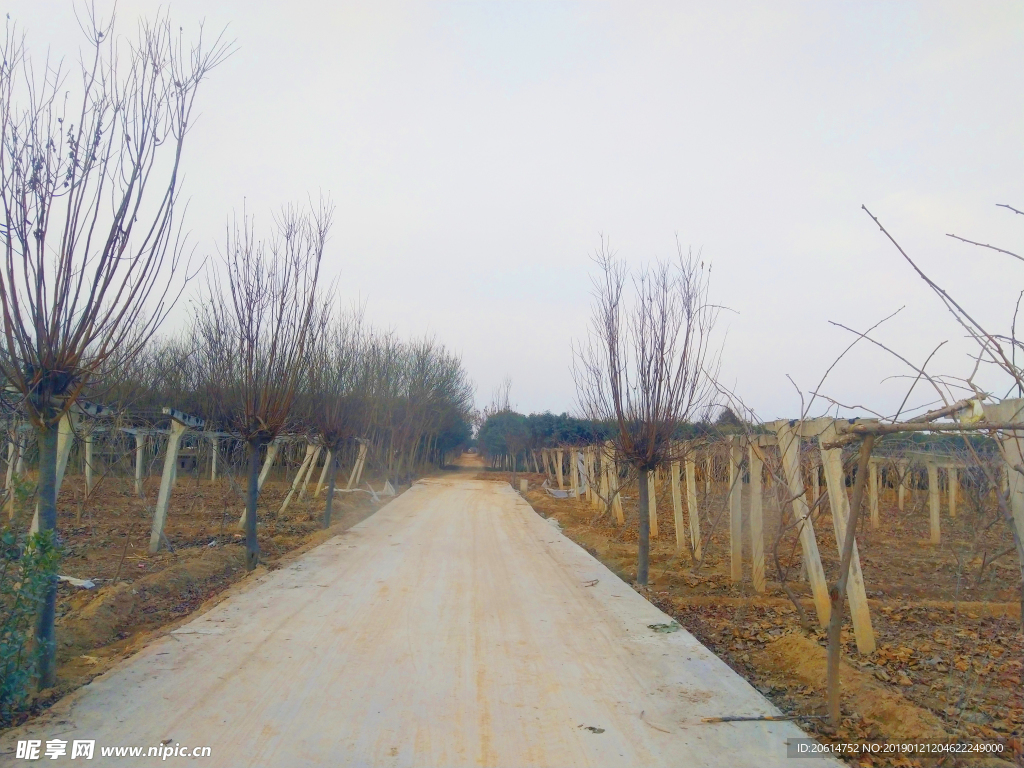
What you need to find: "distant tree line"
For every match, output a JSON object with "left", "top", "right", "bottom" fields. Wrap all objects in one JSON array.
[{"left": 476, "top": 410, "right": 724, "bottom": 469}]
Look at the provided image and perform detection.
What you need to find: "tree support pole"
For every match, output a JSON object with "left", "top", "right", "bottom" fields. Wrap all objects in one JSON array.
[
  {"left": 135, "top": 434, "right": 147, "bottom": 497},
  {"left": 827, "top": 435, "right": 875, "bottom": 725},
  {"left": 819, "top": 423, "right": 875, "bottom": 654},
  {"left": 150, "top": 420, "right": 187, "bottom": 553},
  {"left": 728, "top": 437, "right": 742, "bottom": 583},
  {"left": 749, "top": 443, "right": 765, "bottom": 593},
  {"left": 280, "top": 443, "right": 316, "bottom": 515},
  {"left": 685, "top": 456, "right": 701, "bottom": 559},
  {"left": 299, "top": 446, "right": 322, "bottom": 500},
  {"left": 773, "top": 422, "right": 831, "bottom": 626},
  {"left": 31, "top": 413, "right": 77, "bottom": 534},
  {"left": 671, "top": 459, "right": 684, "bottom": 552}
]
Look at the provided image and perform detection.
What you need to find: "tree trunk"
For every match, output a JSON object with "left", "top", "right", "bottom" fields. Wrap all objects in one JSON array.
[
  {"left": 245, "top": 440, "right": 262, "bottom": 572},
  {"left": 34, "top": 424, "right": 59, "bottom": 689},
  {"left": 637, "top": 467, "right": 650, "bottom": 585},
  {"left": 324, "top": 451, "right": 340, "bottom": 529}
]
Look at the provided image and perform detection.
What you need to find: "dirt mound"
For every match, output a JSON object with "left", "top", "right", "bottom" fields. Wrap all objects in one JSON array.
[
  {"left": 58, "top": 546, "right": 246, "bottom": 659},
  {"left": 753, "top": 633, "right": 948, "bottom": 743}
]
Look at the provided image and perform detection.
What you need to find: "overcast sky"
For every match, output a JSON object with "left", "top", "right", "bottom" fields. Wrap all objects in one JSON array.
[{"left": 12, "top": 1, "right": 1024, "bottom": 420}]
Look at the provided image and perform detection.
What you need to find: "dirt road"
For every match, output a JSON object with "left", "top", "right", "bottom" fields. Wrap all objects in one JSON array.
[{"left": 2, "top": 476, "right": 838, "bottom": 766}]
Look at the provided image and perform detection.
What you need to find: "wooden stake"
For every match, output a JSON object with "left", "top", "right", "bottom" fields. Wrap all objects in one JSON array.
[
  {"left": 748, "top": 444, "right": 765, "bottom": 593},
  {"left": 350, "top": 442, "right": 368, "bottom": 489},
  {"left": 647, "top": 471, "right": 659, "bottom": 538},
  {"left": 209, "top": 435, "right": 219, "bottom": 482},
  {"left": 4, "top": 436, "right": 18, "bottom": 517},
  {"left": 570, "top": 450, "right": 579, "bottom": 498},
  {"left": 728, "top": 437, "right": 742, "bottom": 583},
  {"left": 298, "top": 446, "right": 321, "bottom": 500},
  {"left": 315, "top": 450, "right": 332, "bottom": 496},
  {"left": 684, "top": 456, "right": 701, "bottom": 559},
  {"left": 555, "top": 449, "right": 564, "bottom": 490},
  {"left": 772, "top": 422, "right": 831, "bottom": 626},
  {"left": 898, "top": 460, "right": 907, "bottom": 511},
  {"left": 135, "top": 434, "right": 147, "bottom": 497},
  {"left": 947, "top": 465, "right": 957, "bottom": 518},
  {"left": 31, "top": 412, "right": 77, "bottom": 535},
  {"left": 868, "top": 460, "right": 879, "bottom": 529},
  {"left": 819, "top": 423, "right": 875, "bottom": 654},
  {"left": 607, "top": 442, "right": 624, "bottom": 525},
  {"left": 670, "top": 460, "right": 684, "bottom": 552},
  {"left": 600, "top": 446, "right": 610, "bottom": 511},
  {"left": 280, "top": 443, "right": 316, "bottom": 515},
  {"left": 811, "top": 460, "right": 819, "bottom": 510},
  {"left": 827, "top": 434, "right": 876, "bottom": 725},
  {"left": 927, "top": 462, "right": 941, "bottom": 544},
  {"left": 84, "top": 430, "right": 95, "bottom": 498},
  {"left": 150, "top": 419, "right": 188, "bottom": 553},
  {"left": 257, "top": 439, "right": 282, "bottom": 491}
]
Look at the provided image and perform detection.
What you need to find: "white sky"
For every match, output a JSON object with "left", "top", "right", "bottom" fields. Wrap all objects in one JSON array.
[{"left": 12, "top": 1, "right": 1024, "bottom": 420}]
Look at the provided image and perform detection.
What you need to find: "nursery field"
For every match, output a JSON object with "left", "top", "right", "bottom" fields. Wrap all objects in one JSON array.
[
  {"left": 3, "top": 467, "right": 388, "bottom": 727},
  {"left": 496, "top": 470, "right": 1024, "bottom": 768}
]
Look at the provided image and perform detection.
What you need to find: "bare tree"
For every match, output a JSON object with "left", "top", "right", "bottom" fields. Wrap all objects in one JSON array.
[
  {"left": 0, "top": 9, "right": 229, "bottom": 687},
  {"left": 307, "top": 304, "right": 368, "bottom": 528},
  {"left": 574, "top": 238, "right": 722, "bottom": 585},
  {"left": 196, "top": 201, "right": 331, "bottom": 570}
]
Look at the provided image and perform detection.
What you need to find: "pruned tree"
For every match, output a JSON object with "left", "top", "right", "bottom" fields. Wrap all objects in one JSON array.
[
  {"left": 0, "top": 9, "right": 229, "bottom": 687},
  {"left": 195, "top": 200, "right": 331, "bottom": 570},
  {"left": 573, "top": 238, "right": 721, "bottom": 585},
  {"left": 307, "top": 304, "right": 368, "bottom": 528}
]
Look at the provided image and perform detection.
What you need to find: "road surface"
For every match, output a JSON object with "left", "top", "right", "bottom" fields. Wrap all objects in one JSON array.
[{"left": 1, "top": 475, "right": 838, "bottom": 767}]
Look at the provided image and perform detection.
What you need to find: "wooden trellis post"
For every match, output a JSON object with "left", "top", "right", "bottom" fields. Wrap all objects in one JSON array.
[
  {"left": 315, "top": 450, "right": 332, "bottom": 496},
  {"left": 209, "top": 435, "right": 218, "bottom": 481},
  {"left": 868, "top": 459, "right": 879, "bottom": 529},
  {"left": 927, "top": 462, "right": 941, "bottom": 544},
  {"left": 298, "top": 446, "right": 322, "bottom": 500},
  {"left": 979, "top": 399, "right": 1024, "bottom": 574},
  {"left": 606, "top": 441, "right": 623, "bottom": 525},
  {"left": 150, "top": 408, "right": 204, "bottom": 553},
  {"left": 670, "top": 458, "right": 684, "bottom": 552},
  {"left": 348, "top": 441, "right": 369, "bottom": 490},
  {"left": 30, "top": 412, "right": 78, "bottom": 535},
  {"left": 748, "top": 442, "right": 765, "bottom": 593},
  {"left": 555, "top": 448, "right": 564, "bottom": 490},
  {"left": 897, "top": 459, "right": 908, "bottom": 510},
  {"left": 14, "top": 431, "right": 25, "bottom": 475},
  {"left": 84, "top": 429, "right": 96, "bottom": 498},
  {"left": 135, "top": 432, "right": 147, "bottom": 497},
  {"left": 647, "top": 470, "right": 659, "bottom": 538},
  {"left": 599, "top": 446, "right": 610, "bottom": 509},
  {"left": 280, "top": 443, "right": 316, "bottom": 515},
  {"left": 569, "top": 450, "right": 579, "bottom": 498},
  {"left": 684, "top": 455, "right": 701, "bottom": 559},
  {"left": 257, "top": 438, "right": 284, "bottom": 490},
  {"left": 728, "top": 437, "right": 743, "bottom": 582},
  {"left": 818, "top": 421, "right": 876, "bottom": 654},
  {"left": 769, "top": 420, "right": 831, "bottom": 626},
  {"left": 947, "top": 465, "right": 957, "bottom": 518}
]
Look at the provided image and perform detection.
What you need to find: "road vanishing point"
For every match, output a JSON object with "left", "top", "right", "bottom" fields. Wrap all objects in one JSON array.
[{"left": 1, "top": 470, "right": 840, "bottom": 767}]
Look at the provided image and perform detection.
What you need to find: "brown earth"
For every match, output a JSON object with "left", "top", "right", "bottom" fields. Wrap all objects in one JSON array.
[
  {"left": 4, "top": 462, "right": 397, "bottom": 728},
  {"left": 490, "top": 470, "right": 1024, "bottom": 767}
]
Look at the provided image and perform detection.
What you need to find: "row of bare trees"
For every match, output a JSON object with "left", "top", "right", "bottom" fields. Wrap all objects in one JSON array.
[
  {"left": 570, "top": 209, "right": 1023, "bottom": 732},
  {"left": 0, "top": 8, "right": 473, "bottom": 695}
]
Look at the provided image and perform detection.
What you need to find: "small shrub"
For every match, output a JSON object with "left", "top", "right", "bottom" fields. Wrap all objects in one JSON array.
[{"left": 0, "top": 528, "right": 60, "bottom": 722}]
